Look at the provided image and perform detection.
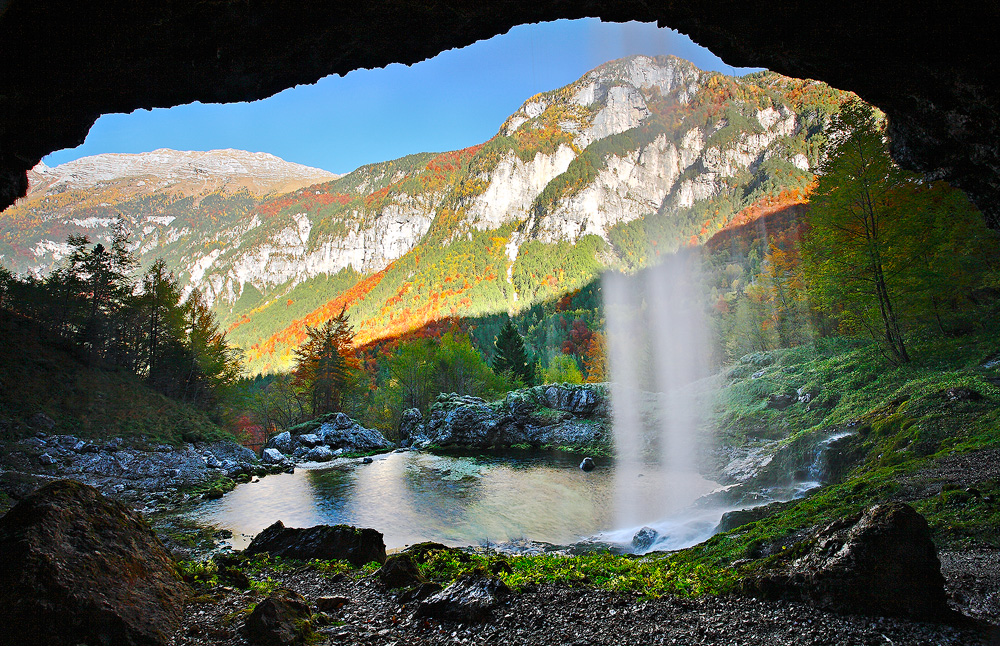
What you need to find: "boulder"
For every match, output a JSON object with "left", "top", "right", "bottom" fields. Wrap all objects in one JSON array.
[
  {"left": 0, "top": 480, "right": 188, "bottom": 646},
  {"left": 424, "top": 394, "right": 499, "bottom": 446},
  {"left": 411, "top": 387, "right": 610, "bottom": 451},
  {"left": 244, "top": 589, "right": 313, "bottom": 646},
  {"left": 304, "top": 445, "right": 334, "bottom": 462},
  {"left": 245, "top": 521, "right": 387, "bottom": 567},
  {"left": 316, "top": 416, "right": 391, "bottom": 453},
  {"left": 715, "top": 500, "right": 796, "bottom": 533},
  {"left": 262, "top": 448, "right": 286, "bottom": 464},
  {"left": 579, "top": 457, "right": 596, "bottom": 472},
  {"left": 416, "top": 575, "right": 511, "bottom": 622},
  {"left": 377, "top": 553, "right": 427, "bottom": 588},
  {"left": 740, "top": 503, "right": 949, "bottom": 618},
  {"left": 331, "top": 412, "right": 354, "bottom": 430},
  {"left": 399, "top": 407, "right": 424, "bottom": 440},
  {"left": 264, "top": 431, "right": 295, "bottom": 454},
  {"left": 315, "top": 596, "right": 352, "bottom": 612},
  {"left": 631, "top": 526, "right": 658, "bottom": 551},
  {"left": 296, "top": 433, "right": 322, "bottom": 447}
]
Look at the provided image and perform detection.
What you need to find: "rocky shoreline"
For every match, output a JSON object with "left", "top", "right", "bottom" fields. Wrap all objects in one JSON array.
[{"left": 0, "top": 430, "right": 278, "bottom": 513}]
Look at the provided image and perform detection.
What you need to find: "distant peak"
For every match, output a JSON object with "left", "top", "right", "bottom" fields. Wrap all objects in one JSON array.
[{"left": 25, "top": 148, "right": 338, "bottom": 197}]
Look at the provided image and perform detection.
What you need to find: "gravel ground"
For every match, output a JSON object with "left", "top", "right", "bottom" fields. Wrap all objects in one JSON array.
[
  {"left": 894, "top": 449, "right": 1000, "bottom": 500},
  {"left": 170, "top": 565, "right": 997, "bottom": 646},
  {"left": 941, "top": 549, "right": 1000, "bottom": 626}
]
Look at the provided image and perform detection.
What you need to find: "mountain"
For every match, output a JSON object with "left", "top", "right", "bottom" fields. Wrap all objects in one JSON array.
[
  {"left": 1, "top": 149, "right": 337, "bottom": 278},
  {"left": 0, "top": 55, "right": 851, "bottom": 372}
]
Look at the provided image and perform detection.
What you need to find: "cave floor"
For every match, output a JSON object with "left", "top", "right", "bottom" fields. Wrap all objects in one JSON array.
[{"left": 171, "top": 556, "right": 997, "bottom": 646}]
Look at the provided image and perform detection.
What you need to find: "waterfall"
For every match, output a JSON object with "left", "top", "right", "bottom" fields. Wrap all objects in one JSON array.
[{"left": 604, "top": 253, "right": 714, "bottom": 539}]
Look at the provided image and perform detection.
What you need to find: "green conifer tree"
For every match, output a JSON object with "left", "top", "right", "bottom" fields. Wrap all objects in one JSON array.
[{"left": 492, "top": 318, "right": 535, "bottom": 385}]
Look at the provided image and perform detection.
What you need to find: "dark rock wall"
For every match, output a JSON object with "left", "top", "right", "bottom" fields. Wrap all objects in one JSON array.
[{"left": 1, "top": 1, "right": 997, "bottom": 226}]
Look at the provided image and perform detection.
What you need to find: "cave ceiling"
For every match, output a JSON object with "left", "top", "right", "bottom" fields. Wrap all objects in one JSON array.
[{"left": 1, "top": 1, "right": 997, "bottom": 226}]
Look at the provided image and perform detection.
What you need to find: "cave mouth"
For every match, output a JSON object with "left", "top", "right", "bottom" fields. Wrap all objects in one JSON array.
[
  {"left": 40, "top": 19, "right": 763, "bottom": 178},
  {"left": 1, "top": 2, "right": 997, "bottom": 226}
]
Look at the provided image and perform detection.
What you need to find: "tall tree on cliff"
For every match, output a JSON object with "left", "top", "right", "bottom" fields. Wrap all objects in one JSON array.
[
  {"left": 491, "top": 318, "right": 536, "bottom": 386},
  {"left": 293, "top": 308, "right": 358, "bottom": 416}
]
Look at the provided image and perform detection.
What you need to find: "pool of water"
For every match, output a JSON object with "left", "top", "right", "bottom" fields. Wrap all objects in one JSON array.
[{"left": 185, "top": 449, "right": 720, "bottom": 550}]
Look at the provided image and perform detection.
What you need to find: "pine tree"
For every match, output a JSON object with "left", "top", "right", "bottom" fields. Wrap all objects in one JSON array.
[
  {"left": 492, "top": 318, "right": 535, "bottom": 385},
  {"left": 183, "top": 288, "right": 243, "bottom": 409},
  {"left": 293, "top": 307, "right": 358, "bottom": 416}
]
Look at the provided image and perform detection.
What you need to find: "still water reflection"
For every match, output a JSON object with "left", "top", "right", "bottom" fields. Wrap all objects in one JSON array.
[{"left": 186, "top": 450, "right": 717, "bottom": 550}]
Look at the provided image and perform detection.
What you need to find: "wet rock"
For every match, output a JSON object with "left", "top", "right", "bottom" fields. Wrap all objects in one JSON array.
[
  {"left": 304, "top": 445, "right": 334, "bottom": 462},
  {"left": 288, "top": 412, "right": 392, "bottom": 453},
  {"left": 37, "top": 452, "right": 56, "bottom": 465},
  {"left": 580, "top": 456, "right": 596, "bottom": 472},
  {"left": 0, "top": 480, "right": 188, "bottom": 646},
  {"left": 400, "top": 581, "right": 444, "bottom": 603},
  {"left": 377, "top": 553, "right": 427, "bottom": 588},
  {"left": 424, "top": 394, "right": 499, "bottom": 446},
  {"left": 740, "top": 503, "right": 949, "bottom": 619},
  {"left": 631, "top": 526, "right": 658, "bottom": 551},
  {"left": 244, "top": 589, "right": 313, "bottom": 646},
  {"left": 331, "top": 412, "right": 354, "bottom": 430},
  {"left": 414, "top": 386, "right": 610, "bottom": 451},
  {"left": 417, "top": 574, "right": 511, "bottom": 622},
  {"left": 716, "top": 500, "right": 797, "bottom": 533},
  {"left": 361, "top": 456, "right": 373, "bottom": 464},
  {"left": 399, "top": 407, "right": 423, "bottom": 440},
  {"left": 264, "top": 431, "right": 295, "bottom": 454},
  {"left": 245, "top": 521, "right": 387, "bottom": 567},
  {"left": 542, "top": 384, "right": 604, "bottom": 415}
]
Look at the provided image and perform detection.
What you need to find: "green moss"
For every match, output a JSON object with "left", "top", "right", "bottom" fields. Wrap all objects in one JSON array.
[{"left": 409, "top": 544, "right": 736, "bottom": 598}]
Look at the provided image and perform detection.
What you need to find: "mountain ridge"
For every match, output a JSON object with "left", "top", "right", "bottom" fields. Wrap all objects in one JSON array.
[{"left": 0, "top": 54, "right": 851, "bottom": 372}]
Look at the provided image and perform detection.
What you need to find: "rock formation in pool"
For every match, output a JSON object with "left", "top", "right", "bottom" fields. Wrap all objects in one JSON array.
[
  {"left": 405, "top": 384, "right": 610, "bottom": 452},
  {"left": 262, "top": 411, "right": 391, "bottom": 464}
]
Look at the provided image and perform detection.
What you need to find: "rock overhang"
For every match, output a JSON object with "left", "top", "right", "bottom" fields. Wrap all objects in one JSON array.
[{"left": 0, "top": 1, "right": 997, "bottom": 228}]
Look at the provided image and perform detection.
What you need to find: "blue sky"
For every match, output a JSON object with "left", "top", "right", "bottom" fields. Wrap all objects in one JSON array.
[{"left": 43, "top": 19, "right": 761, "bottom": 175}]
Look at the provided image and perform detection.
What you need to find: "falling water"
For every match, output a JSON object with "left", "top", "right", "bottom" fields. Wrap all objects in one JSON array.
[{"left": 604, "top": 253, "right": 715, "bottom": 544}]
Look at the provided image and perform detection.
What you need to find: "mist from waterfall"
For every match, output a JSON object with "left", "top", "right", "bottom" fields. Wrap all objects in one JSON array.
[{"left": 604, "top": 253, "right": 714, "bottom": 539}]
